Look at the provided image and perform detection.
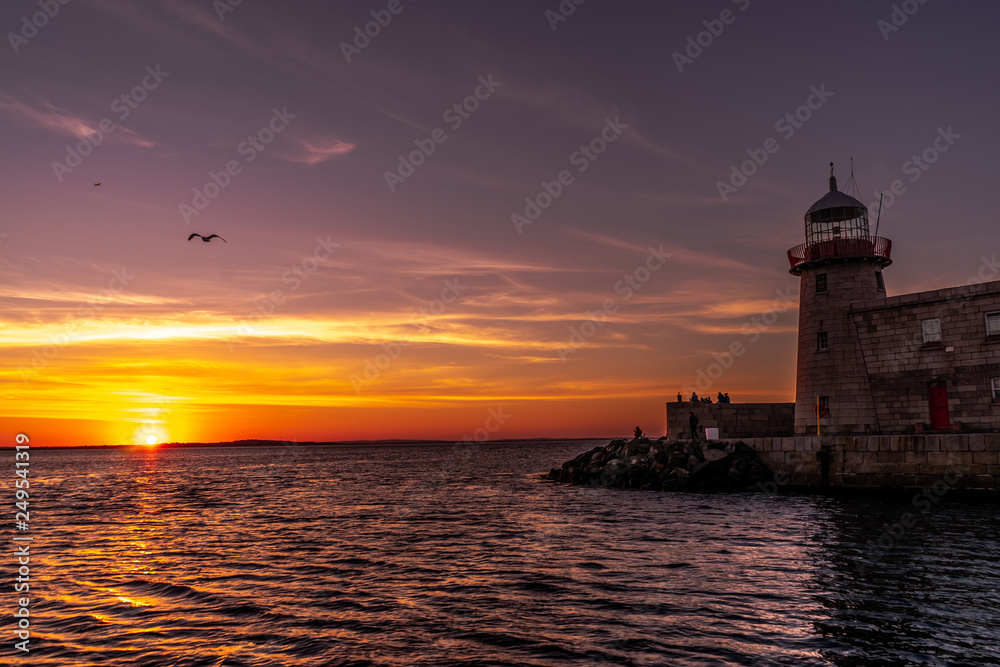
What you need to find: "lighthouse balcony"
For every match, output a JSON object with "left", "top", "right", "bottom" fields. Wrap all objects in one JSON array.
[{"left": 787, "top": 236, "right": 892, "bottom": 274}]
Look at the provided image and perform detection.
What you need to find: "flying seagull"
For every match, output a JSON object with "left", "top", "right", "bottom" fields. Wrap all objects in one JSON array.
[
  {"left": 93, "top": 182, "right": 101, "bottom": 186},
  {"left": 188, "top": 233, "right": 227, "bottom": 243}
]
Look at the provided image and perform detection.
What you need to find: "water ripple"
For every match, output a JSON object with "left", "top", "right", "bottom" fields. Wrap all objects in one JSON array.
[{"left": 18, "top": 442, "right": 1000, "bottom": 666}]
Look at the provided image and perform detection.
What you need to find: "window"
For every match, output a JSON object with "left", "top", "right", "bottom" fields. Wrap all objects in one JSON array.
[
  {"left": 922, "top": 319, "right": 941, "bottom": 343},
  {"left": 817, "top": 331, "right": 828, "bottom": 350},
  {"left": 993, "top": 378, "right": 1000, "bottom": 399},
  {"left": 816, "top": 273, "right": 827, "bottom": 293},
  {"left": 875, "top": 271, "right": 885, "bottom": 292},
  {"left": 987, "top": 312, "right": 1000, "bottom": 337}
]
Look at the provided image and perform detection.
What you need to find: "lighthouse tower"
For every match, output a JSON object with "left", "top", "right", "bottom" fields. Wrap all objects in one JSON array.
[{"left": 787, "top": 165, "right": 893, "bottom": 434}]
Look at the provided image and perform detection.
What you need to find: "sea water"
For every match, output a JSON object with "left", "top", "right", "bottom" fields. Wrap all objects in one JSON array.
[{"left": 14, "top": 441, "right": 1000, "bottom": 665}]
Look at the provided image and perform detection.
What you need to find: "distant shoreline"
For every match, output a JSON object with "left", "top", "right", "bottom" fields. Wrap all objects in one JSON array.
[{"left": 1, "top": 437, "right": 616, "bottom": 451}]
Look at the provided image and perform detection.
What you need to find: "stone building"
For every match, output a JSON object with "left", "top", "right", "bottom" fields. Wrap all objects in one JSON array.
[
  {"left": 788, "top": 167, "right": 1000, "bottom": 435},
  {"left": 667, "top": 166, "right": 1000, "bottom": 439}
]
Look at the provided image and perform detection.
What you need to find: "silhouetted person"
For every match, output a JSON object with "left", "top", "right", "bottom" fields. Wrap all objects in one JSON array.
[
  {"left": 690, "top": 392, "right": 699, "bottom": 402},
  {"left": 689, "top": 412, "right": 699, "bottom": 441},
  {"left": 677, "top": 393, "right": 683, "bottom": 403},
  {"left": 718, "top": 392, "right": 725, "bottom": 403},
  {"left": 724, "top": 392, "right": 731, "bottom": 404},
  {"left": 634, "top": 426, "right": 643, "bottom": 439}
]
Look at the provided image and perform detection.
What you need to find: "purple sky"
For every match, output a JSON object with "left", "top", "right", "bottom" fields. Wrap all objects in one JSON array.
[{"left": 2, "top": 0, "right": 999, "bottom": 445}]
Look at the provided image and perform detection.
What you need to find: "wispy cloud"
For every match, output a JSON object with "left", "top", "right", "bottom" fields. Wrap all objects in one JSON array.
[
  {"left": 563, "top": 228, "right": 764, "bottom": 274},
  {"left": 622, "top": 126, "right": 695, "bottom": 166},
  {"left": 87, "top": 0, "right": 263, "bottom": 60},
  {"left": 280, "top": 136, "right": 357, "bottom": 165},
  {"left": 0, "top": 92, "right": 155, "bottom": 148},
  {"left": 561, "top": 229, "right": 659, "bottom": 255},
  {"left": 0, "top": 93, "right": 96, "bottom": 140}
]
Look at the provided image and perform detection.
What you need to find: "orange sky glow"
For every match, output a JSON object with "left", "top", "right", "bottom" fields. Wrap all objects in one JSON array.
[{"left": 2, "top": 1, "right": 994, "bottom": 447}]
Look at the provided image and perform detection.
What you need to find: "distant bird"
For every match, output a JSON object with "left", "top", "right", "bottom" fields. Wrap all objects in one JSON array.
[
  {"left": 93, "top": 182, "right": 101, "bottom": 187},
  {"left": 188, "top": 233, "right": 227, "bottom": 243}
]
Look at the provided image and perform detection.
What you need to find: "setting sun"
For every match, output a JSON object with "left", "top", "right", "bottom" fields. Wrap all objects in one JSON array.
[{"left": 145, "top": 435, "right": 158, "bottom": 445}]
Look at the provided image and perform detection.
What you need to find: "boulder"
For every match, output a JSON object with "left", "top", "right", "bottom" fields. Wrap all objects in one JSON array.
[
  {"left": 704, "top": 449, "right": 727, "bottom": 462},
  {"left": 690, "top": 441, "right": 705, "bottom": 461},
  {"left": 547, "top": 438, "right": 774, "bottom": 493},
  {"left": 600, "top": 459, "right": 625, "bottom": 487},
  {"left": 626, "top": 463, "right": 649, "bottom": 489},
  {"left": 668, "top": 451, "right": 688, "bottom": 469}
]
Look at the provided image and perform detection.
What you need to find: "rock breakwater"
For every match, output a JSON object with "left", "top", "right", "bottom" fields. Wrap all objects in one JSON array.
[{"left": 546, "top": 437, "right": 773, "bottom": 492}]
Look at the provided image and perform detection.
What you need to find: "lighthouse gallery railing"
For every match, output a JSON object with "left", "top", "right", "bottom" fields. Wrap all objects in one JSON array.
[{"left": 787, "top": 236, "right": 892, "bottom": 270}]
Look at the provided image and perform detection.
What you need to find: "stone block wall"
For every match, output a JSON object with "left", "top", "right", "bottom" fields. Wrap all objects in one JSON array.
[
  {"left": 794, "top": 261, "right": 885, "bottom": 434},
  {"left": 665, "top": 401, "right": 794, "bottom": 440},
  {"left": 742, "top": 433, "right": 1000, "bottom": 491},
  {"left": 851, "top": 279, "right": 1000, "bottom": 432}
]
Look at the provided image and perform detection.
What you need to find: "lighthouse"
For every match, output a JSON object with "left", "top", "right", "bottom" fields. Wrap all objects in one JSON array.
[
  {"left": 787, "top": 165, "right": 893, "bottom": 434},
  {"left": 665, "top": 161, "right": 999, "bottom": 442}
]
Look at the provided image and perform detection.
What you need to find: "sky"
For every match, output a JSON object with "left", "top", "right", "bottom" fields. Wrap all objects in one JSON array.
[{"left": 2, "top": 0, "right": 999, "bottom": 447}]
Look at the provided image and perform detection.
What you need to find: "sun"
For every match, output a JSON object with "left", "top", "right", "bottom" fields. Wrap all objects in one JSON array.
[{"left": 131, "top": 422, "right": 169, "bottom": 446}]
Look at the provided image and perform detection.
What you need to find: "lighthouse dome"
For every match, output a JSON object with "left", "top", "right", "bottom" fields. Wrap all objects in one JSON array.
[
  {"left": 806, "top": 188, "right": 867, "bottom": 221},
  {"left": 787, "top": 162, "right": 892, "bottom": 275},
  {"left": 803, "top": 166, "right": 869, "bottom": 243}
]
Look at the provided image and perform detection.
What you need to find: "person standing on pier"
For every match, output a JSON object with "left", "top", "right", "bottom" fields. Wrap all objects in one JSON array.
[{"left": 689, "top": 412, "right": 699, "bottom": 441}]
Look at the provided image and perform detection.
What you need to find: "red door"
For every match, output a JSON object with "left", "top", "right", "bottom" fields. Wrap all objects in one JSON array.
[{"left": 929, "top": 384, "right": 951, "bottom": 430}]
